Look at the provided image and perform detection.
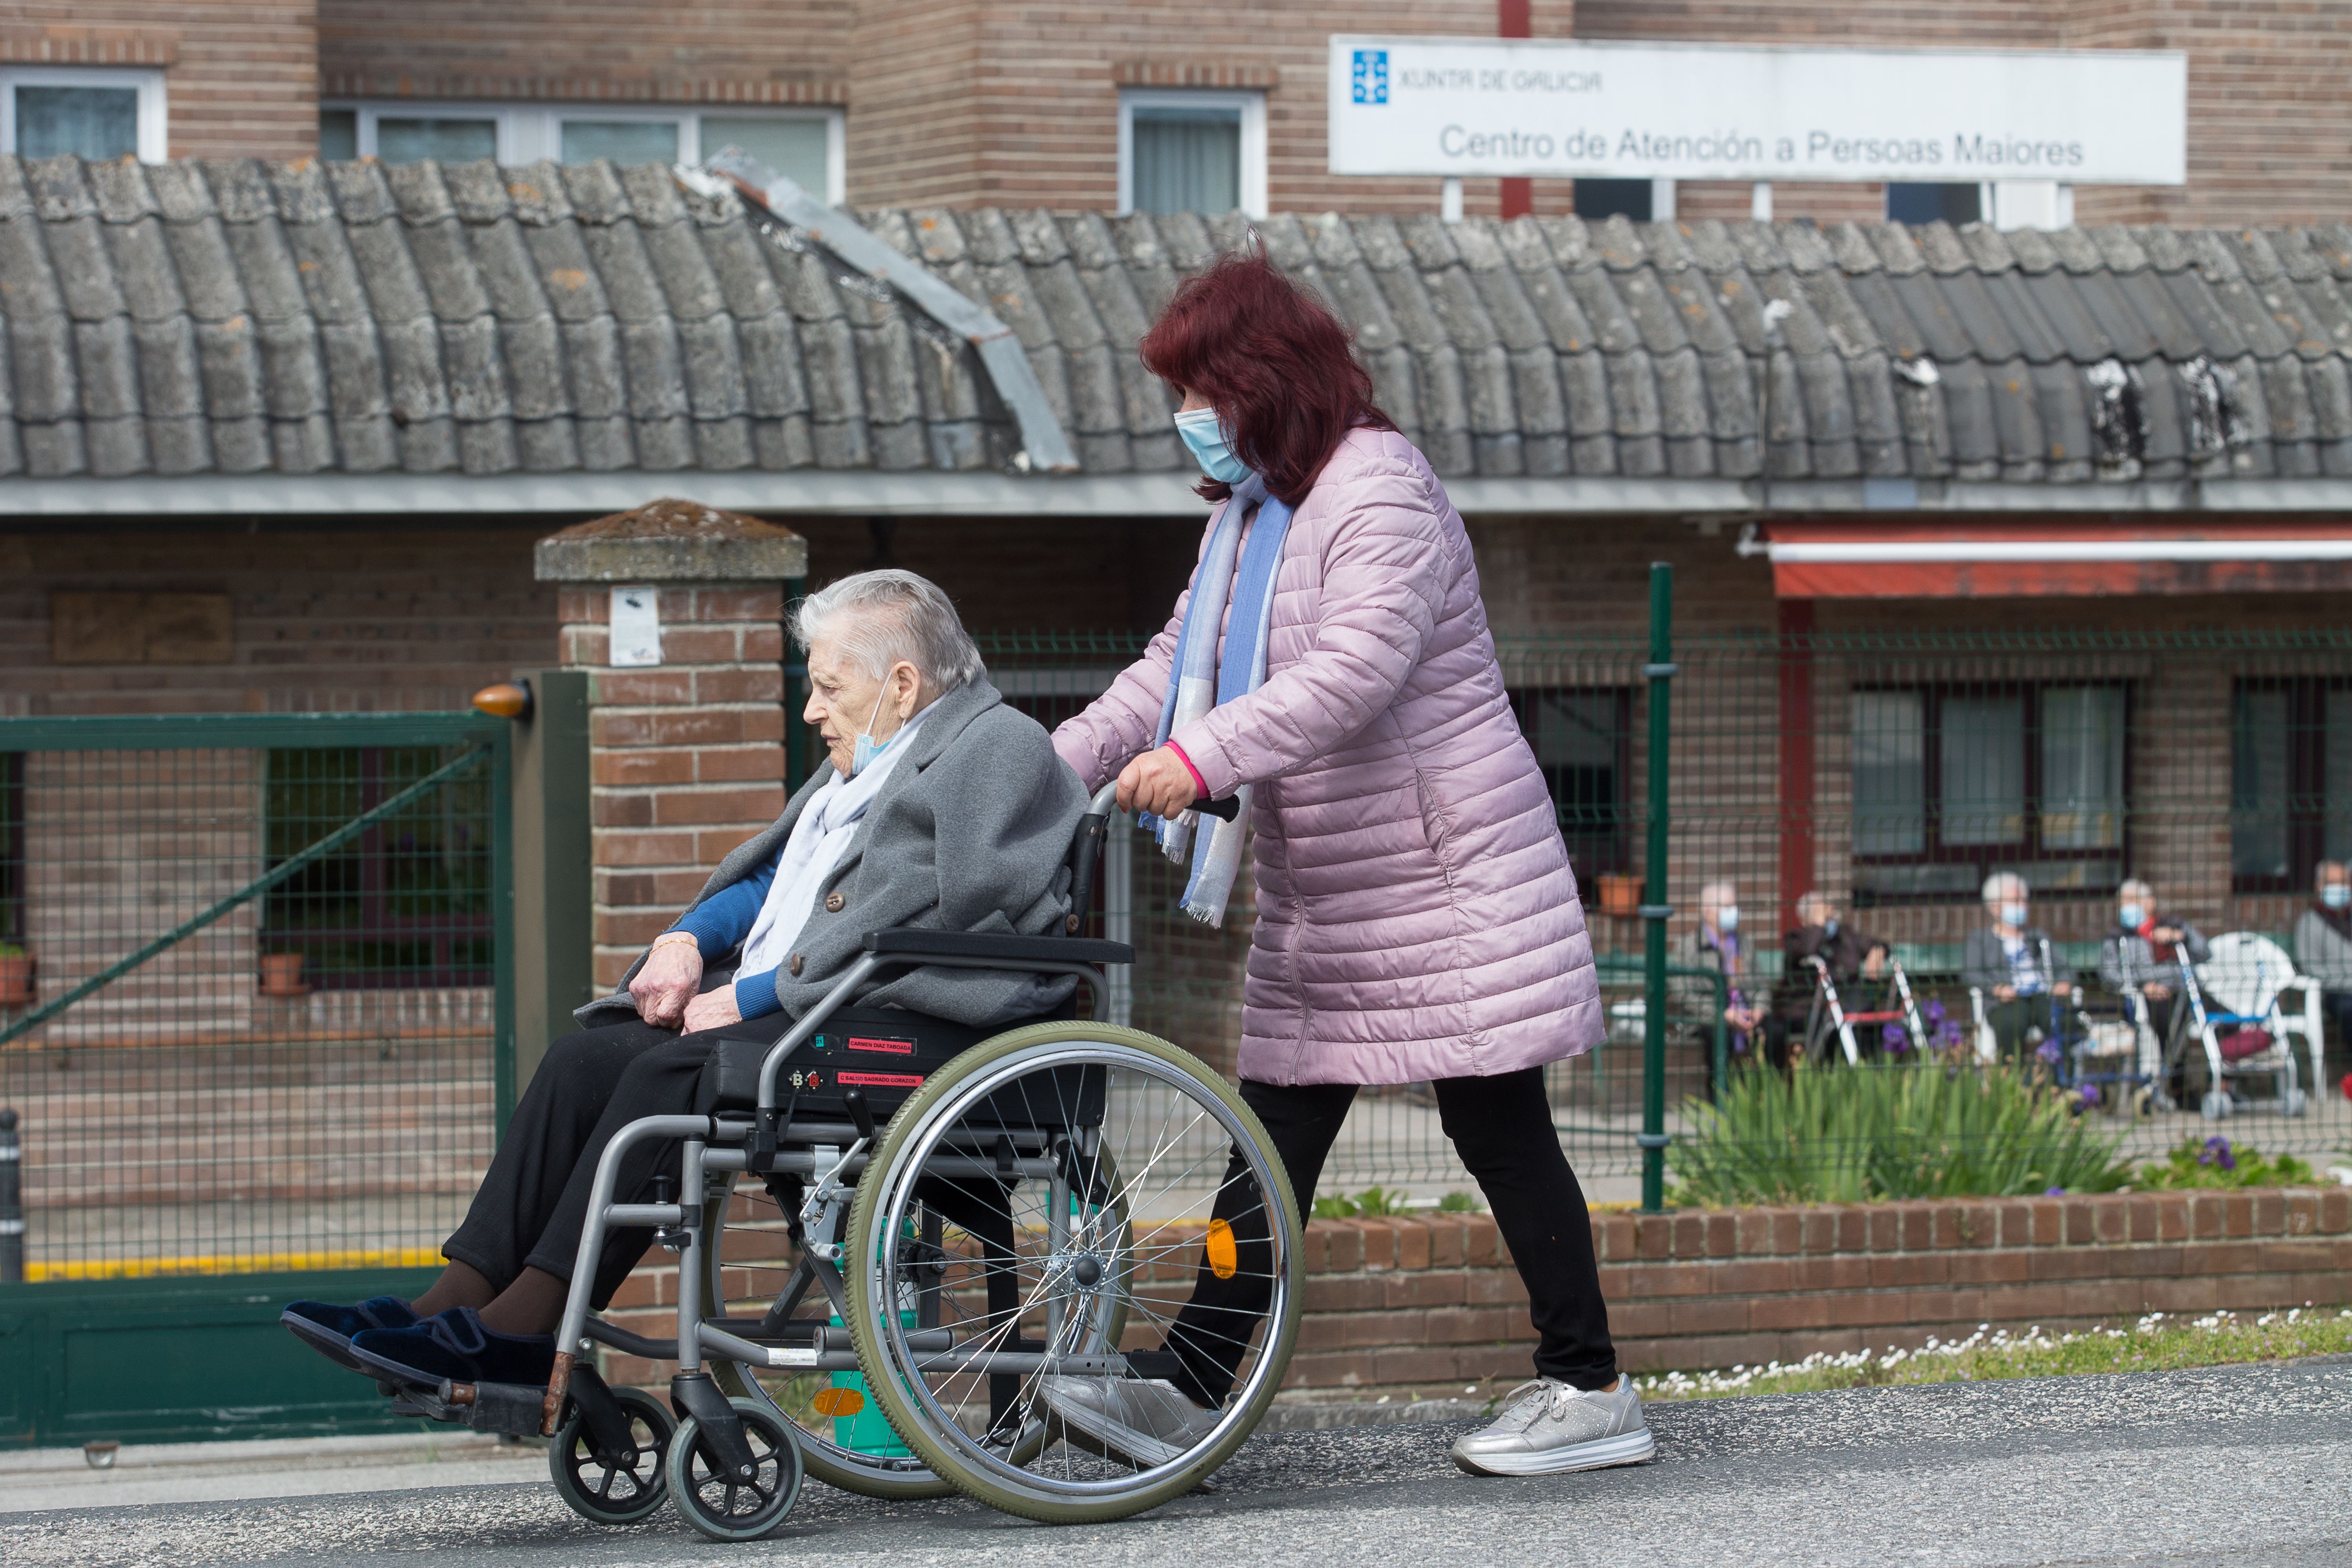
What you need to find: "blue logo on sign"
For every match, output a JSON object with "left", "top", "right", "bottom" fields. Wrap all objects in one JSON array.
[{"left": 1351, "top": 49, "right": 1389, "bottom": 105}]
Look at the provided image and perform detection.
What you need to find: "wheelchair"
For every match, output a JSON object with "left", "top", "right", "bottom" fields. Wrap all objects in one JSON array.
[{"left": 397, "top": 784, "right": 1302, "bottom": 1538}]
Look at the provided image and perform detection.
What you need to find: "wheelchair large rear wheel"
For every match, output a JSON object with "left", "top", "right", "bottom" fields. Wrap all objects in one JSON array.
[
  {"left": 844, "top": 1022, "right": 1300, "bottom": 1525},
  {"left": 700, "top": 1153, "right": 1130, "bottom": 1500}
]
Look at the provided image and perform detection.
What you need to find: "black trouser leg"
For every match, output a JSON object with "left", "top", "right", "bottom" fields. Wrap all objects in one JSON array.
[
  {"left": 1152, "top": 1081, "right": 1357, "bottom": 1409},
  {"left": 443, "top": 1020, "right": 674, "bottom": 1295},
  {"left": 1432, "top": 1067, "right": 1618, "bottom": 1391}
]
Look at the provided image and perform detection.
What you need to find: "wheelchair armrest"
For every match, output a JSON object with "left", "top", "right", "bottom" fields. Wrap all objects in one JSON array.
[{"left": 862, "top": 928, "right": 1135, "bottom": 966}]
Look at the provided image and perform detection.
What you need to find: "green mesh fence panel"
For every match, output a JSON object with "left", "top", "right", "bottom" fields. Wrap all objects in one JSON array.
[
  {"left": 0, "top": 715, "right": 510, "bottom": 1282},
  {"left": 980, "top": 628, "right": 2352, "bottom": 1204}
]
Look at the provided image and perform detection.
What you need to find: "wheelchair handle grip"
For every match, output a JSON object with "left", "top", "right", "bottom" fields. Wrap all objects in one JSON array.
[{"left": 1191, "top": 795, "right": 1240, "bottom": 821}]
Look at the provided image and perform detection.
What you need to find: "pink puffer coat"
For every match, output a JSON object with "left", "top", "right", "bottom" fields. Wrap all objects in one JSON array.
[{"left": 1052, "top": 426, "right": 1603, "bottom": 1086}]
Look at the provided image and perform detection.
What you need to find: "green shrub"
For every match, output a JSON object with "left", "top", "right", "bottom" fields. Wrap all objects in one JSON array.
[
  {"left": 1667, "top": 1063, "right": 2134, "bottom": 1208},
  {"left": 2136, "top": 1136, "right": 2314, "bottom": 1190},
  {"left": 1310, "top": 1185, "right": 1412, "bottom": 1220},
  {"left": 1435, "top": 1190, "right": 1484, "bottom": 1213}
]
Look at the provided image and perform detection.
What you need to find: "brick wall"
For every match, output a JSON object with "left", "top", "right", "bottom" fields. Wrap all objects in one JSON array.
[
  {"left": 599, "top": 1187, "right": 2352, "bottom": 1402},
  {"left": 1579, "top": 0, "right": 2352, "bottom": 229},
  {"left": 2, "top": 1, "right": 318, "bottom": 162},
  {"left": 316, "top": 0, "right": 847, "bottom": 107},
  {"left": 0, "top": 523, "right": 553, "bottom": 717},
  {"left": 845, "top": 0, "right": 1579, "bottom": 218},
  {"left": 556, "top": 584, "right": 789, "bottom": 991}
]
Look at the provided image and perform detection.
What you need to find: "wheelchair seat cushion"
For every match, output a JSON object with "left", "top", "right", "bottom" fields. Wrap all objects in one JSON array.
[{"left": 696, "top": 1001, "right": 1093, "bottom": 1129}]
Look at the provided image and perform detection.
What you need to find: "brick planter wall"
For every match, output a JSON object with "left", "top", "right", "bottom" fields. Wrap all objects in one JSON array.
[{"left": 601, "top": 1187, "right": 2352, "bottom": 1403}]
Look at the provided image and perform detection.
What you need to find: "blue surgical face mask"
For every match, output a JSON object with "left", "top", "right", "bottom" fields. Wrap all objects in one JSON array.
[
  {"left": 2324, "top": 884, "right": 2351, "bottom": 910},
  {"left": 2001, "top": 903, "right": 2030, "bottom": 928},
  {"left": 849, "top": 687, "right": 895, "bottom": 777},
  {"left": 1822, "top": 916, "right": 1839, "bottom": 938},
  {"left": 1717, "top": 905, "right": 1740, "bottom": 933},
  {"left": 1173, "top": 406, "right": 1253, "bottom": 484},
  {"left": 2118, "top": 903, "right": 2147, "bottom": 930}
]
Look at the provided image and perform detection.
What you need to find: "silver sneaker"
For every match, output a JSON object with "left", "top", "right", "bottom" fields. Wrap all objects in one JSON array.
[
  {"left": 1450, "top": 1378, "right": 1656, "bottom": 1476},
  {"left": 1037, "top": 1376, "right": 1220, "bottom": 1469}
]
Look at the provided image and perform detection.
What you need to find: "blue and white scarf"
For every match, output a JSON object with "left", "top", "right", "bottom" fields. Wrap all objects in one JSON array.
[{"left": 1146, "top": 474, "right": 1294, "bottom": 926}]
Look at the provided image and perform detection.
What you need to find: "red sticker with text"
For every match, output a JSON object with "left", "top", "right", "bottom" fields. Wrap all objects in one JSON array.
[
  {"left": 838, "top": 1071, "right": 925, "bottom": 1088},
  {"left": 845, "top": 1036, "right": 916, "bottom": 1055}
]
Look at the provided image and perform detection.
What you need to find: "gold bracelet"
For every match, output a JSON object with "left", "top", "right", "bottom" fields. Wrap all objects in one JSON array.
[{"left": 651, "top": 932, "right": 699, "bottom": 953}]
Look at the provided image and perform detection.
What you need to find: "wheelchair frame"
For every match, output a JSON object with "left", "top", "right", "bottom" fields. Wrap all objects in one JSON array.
[
  {"left": 1801, "top": 953, "right": 1929, "bottom": 1064},
  {"left": 404, "top": 782, "right": 1300, "bottom": 1537}
]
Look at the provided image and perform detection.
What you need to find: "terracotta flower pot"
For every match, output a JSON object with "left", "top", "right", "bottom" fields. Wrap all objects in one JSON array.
[
  {"left": 259, "top": 951, "right": 310, "bottom": 999},
  {"left": 1596, "top": 873, "right": 1642, "bottom": 919},
  {"left": 0, "top": 955, "right": 32, "bottom": 1007}
]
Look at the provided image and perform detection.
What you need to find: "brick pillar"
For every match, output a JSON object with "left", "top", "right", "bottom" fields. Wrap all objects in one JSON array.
[{"left": 535, "top": 499, "right": 809, "bottom": 996}]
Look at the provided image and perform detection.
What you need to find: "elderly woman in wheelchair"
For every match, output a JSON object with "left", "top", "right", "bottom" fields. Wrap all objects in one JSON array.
[{"left": 281, "top": 569, "right": 1301, "bottom": 1536}]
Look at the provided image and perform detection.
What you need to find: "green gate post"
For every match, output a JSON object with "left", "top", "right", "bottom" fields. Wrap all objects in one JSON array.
[
  {"left": 508, "top": 668, "right": 592, "bottom": 1106},
  {"left": 1639, "top": 562, "right": 1675, "bottom": 1213}
]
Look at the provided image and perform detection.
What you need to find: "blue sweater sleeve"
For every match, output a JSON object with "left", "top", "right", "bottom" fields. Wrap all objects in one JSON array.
[
  {"left": 668, "top": 853, "right": 779, "bottom": 956},
  {"left": 733, "top": 967, "right": 781, "bottom": 1019}
]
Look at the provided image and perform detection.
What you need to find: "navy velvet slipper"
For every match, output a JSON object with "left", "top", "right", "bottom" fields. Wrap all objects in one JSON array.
[
  {"left": 281, "top": 1295, "right": 420, "bottom": 1374},
  {"left": 349, "top": 1306, "right": 558, "bottom": 1392}
]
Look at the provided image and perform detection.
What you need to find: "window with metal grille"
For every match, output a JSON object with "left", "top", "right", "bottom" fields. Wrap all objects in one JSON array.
[
  {"left": 1851, "top": 682, "right": 2129, "bottom": 903},
  {"left": 261, "top": 747, "right": 493, "bottom": 989},
  {"left": 2229, "top": 678, "right": 2352, "bottom": 892},
  {"left": 1510, "top": 686, "right": 1632, "bottom": 888}
]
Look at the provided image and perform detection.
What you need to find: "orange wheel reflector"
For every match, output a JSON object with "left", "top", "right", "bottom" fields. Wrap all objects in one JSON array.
[
  {"left": 811, "top": 1387, "right": 866, "bottom": 1418},
  {"left": 471, "top": 682, "right": 531, "bottom": 719},
  {"left": 1205, "top": 1217, "right": 1238, "bottom": 1280}
]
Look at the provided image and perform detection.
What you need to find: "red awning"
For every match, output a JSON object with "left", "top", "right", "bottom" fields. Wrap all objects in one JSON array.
[{"left": 1762, "top": 520, "right": 2352, "bottom": 598}]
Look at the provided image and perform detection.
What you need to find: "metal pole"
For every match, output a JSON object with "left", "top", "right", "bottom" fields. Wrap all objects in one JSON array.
[
  {"left": 0, "top": 1109, "right": 21, "bottom": 1284},
  {"left": 783, "top": 576, "right": 808, "bottom": 797},
  {"left": 1639, "top": 563, "right": 1675, "bottom": 1212}
]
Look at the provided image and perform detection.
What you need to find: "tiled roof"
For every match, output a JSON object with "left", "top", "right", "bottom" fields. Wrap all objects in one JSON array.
[{"left": 6, "top": 153, "right": 2352, "bottom": 491}]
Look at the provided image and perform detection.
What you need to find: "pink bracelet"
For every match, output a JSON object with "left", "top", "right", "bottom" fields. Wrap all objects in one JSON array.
[{"left": 1165, "top": 740, "right": 1210, "bottom": 799}]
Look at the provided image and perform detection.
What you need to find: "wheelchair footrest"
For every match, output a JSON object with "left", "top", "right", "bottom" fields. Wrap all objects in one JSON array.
[{"left": 396, "top": 1379, "right": 548, "bottom": 1437}]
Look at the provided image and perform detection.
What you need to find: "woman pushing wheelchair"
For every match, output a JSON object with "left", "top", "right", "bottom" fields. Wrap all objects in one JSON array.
[{"left": 282, "top": 568, "right": 1086, "bottom": 1394}]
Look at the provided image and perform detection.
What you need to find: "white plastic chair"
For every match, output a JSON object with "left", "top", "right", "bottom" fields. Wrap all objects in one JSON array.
[{"left": 2200, "top": 932, "right": 2324, "bottom": 1114}]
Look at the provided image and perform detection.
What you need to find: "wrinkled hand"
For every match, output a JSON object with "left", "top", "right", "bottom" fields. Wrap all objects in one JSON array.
[
  {"left": 1993, "top": 984, "right": 2018, "bottom": 1002},
  {"left": 1862, "top": 947, "right": 1888, "bottom": 980},
  {"left": 682, "top": 983, "right": 741, "bottom": 1034},
  {"left": 2053, "top": 982, "right": 2073, "bottom": 1000},
  {"left": 630, "top": 940, "right": 703, "bottom": 1028},
  {"left": 2143, "top": 982, "right": 2172, "bottom": 1000},
  {"left": 1117, "top": 745, "right": 1200, "bottom": 819}
]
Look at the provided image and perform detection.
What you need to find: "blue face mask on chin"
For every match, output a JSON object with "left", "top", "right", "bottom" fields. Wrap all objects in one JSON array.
[
  {"left": 849, "top": 688, "right": 895, "bottom": 777},
  {"left": 1173, "top": 406, "right": 1254, "bottom": 484}
]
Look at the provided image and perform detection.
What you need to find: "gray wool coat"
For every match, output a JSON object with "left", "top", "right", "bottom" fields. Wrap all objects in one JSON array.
[{"left": 577, "top": 676, "right": 1088, "bottom": 1031}]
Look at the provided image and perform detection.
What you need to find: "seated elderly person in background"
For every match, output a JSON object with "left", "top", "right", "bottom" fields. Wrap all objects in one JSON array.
[
  {"left": 280, "top": 568, "right": 1086, "bottom": 1391},
  {"left": 1772, "top": 891, "right": 1889, "bottom": 1061},
  {"left": 2098, "top": 877, "right": 2211, "bottom": 1103},
  {"left": 1962, "top": 872, "right": 2075, "bottom": 1062},
  {"left": 2293, "top": 861, "right": 2352, "bottom": 1069},
  {"left": 1671, "top": 881, "right": 1766, "bottom": 1077}
]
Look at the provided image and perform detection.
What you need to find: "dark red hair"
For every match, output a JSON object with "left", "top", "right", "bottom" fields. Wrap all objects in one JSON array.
[{"left": 1138, "top": 252, "right": 1393, "bottom": 508}]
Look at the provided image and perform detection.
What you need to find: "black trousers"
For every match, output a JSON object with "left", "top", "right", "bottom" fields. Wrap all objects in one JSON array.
[
  {"left": 1147, "top": 1067, "right": 1619, "bottom": 1406},
  {"left": 443, "top": 1020, "right": 726, "bottom": 1312}
]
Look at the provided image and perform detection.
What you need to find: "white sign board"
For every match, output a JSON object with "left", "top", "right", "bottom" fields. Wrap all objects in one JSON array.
[
  {"left": 609, "top": 585, "right": 662, "bottom": 668},
  {"left": 1328, "top": 37, "right": 2186, "bottom": 185}
]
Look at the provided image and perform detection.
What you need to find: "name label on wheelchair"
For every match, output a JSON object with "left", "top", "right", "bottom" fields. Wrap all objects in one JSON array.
[
  {"left": 771, "top": 1347, "right": 822, "bottom": 1368},
  {"left": 839, "top": 1071, "right": 925, "bottom": 1088},
  {"left": 844, "top": 1035, "right": 914, "bottom": 1055}
]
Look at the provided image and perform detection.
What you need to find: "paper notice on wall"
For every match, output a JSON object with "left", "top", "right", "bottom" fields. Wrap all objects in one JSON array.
[{"left": 610, "top": 586, "right": 661, "bottom": 667}]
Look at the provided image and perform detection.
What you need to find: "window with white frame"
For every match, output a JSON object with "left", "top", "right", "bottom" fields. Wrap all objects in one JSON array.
[
  {"left": 0, "top": 66, "right": 167, "bottom": 162},
  {"left": 1118, "top": 89, "right": 1265, "bottom": 219},
  {"left": 317, "top": 103, "right": 845, "bottom": 203}
]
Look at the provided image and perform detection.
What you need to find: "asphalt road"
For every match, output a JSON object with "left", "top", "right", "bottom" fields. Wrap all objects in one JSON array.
[{"left": 11, "top": 1362, "right": 2351, "bottom": 1568}]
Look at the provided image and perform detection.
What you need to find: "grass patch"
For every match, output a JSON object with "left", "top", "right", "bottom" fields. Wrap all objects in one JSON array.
[{"left": 1636, "top": 1306, "right": 2352, "bottom": 1403}]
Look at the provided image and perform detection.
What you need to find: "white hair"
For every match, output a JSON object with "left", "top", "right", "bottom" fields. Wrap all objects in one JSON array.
[
  {"left": 2119, "top": 878, "right": 2154, "bottom": 902},
  {"left": 1698, "top": 880, "right": 1737, "bottom": 911},
  {"left": 1981, "top": 871, "right": 2030, "bottom": 906},
  {"left": 1796, "top": 889, "right": 1835, "bottom": 922},
  {"left": 791, "top": 569, "right": 984, "bottom": 692}
]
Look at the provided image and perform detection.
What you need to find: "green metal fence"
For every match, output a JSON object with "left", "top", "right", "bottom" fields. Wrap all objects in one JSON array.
[
  {"left": 0, "top": 712, "right": 511, "bottom": 1444},
  {"left": 981, "top": 607, "right": 2352, "bottom": 1207}
]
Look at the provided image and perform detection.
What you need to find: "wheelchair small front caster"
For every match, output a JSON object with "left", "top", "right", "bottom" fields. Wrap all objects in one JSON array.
[
  {"left": 666, "top": 1396, "right": 802, "bottom": 1541},
  {"left": 2283, "top": 1088, "right": 2309, "bottom": 1119},
  {"left": 2200, "top": 1089, "right": 2234, "bottom": 1121},
  {"left": 548, "top": 1385, "right": 675, "bottom": 1526}
]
